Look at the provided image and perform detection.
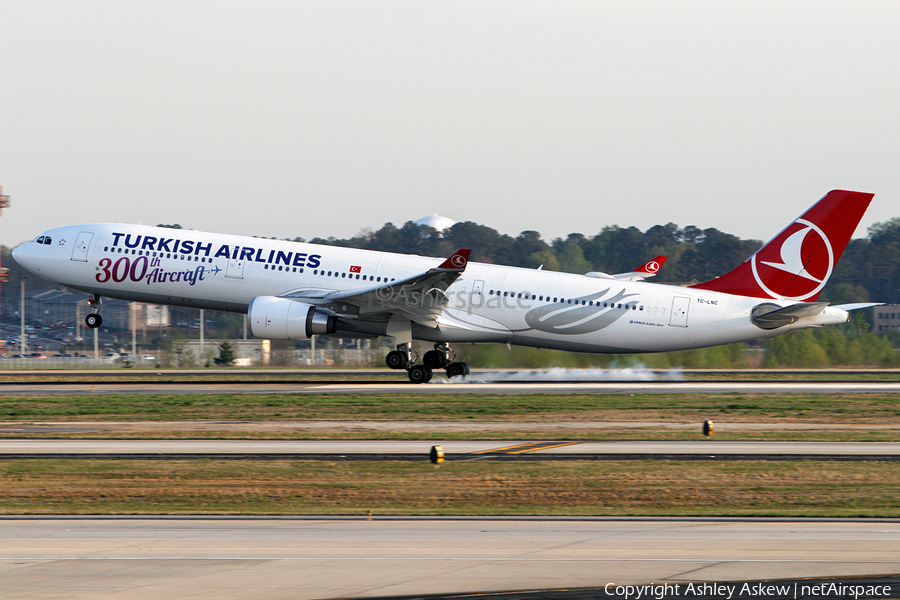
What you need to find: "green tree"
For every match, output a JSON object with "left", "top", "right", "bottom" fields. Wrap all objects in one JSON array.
[
  {"left": 556, "top": 243, "right": 592, "bottom": 274},
  {"left": 763, "top": 330, "right": 829, "bottom": 367},
  {"left": 214, "top": 341, "right": 236, "bottom": 366}
]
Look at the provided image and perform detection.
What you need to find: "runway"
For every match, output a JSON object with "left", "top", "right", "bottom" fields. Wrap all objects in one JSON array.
[
  {"left": 2, "top": 439, "right": 899, "bottom": 460},
  {"left": 2, "top": 517, "right": 899, "bottom": 600},
  {"left": 1, "top": 380, "right": 900, "bottom": 395}
]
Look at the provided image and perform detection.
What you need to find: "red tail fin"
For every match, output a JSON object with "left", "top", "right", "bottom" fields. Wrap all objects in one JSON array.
[{"left": 690, "top": 190, "right": 874, "bottom": 301}]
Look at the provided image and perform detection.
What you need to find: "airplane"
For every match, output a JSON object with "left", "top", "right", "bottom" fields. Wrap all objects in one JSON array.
[{"left": 12, "top": 189, "right": 879, "bottom": 383}]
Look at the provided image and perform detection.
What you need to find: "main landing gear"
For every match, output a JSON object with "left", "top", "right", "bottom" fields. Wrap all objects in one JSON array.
[
  {"left": 85, "top": 295, "right": 103, "bottom": 328},
  {"left": 386, "top": 342, "right": 470, "bottom": 383}
]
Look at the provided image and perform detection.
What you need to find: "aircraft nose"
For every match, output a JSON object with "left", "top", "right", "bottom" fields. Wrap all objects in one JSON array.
[{"left": 12, "top": 242, "right": 42, "bottom": 275}]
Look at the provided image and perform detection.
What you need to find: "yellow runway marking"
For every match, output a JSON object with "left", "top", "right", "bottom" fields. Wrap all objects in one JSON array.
[
  {"left": 473, "top": 442, "right": 581, "bottom": 455},
  {"left": 507, "top": 442, "right": 580, "bottom": 454}
]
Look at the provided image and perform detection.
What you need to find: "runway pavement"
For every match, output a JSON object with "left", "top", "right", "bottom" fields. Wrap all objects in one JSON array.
[
  {"left": 1, "top": 439, "right": 899, "bottom": 460},
  {"left": 2, "top": 517, "right": 899, "bottom": 600},
  {"left": 1, "top": 380, "right": 900, "bottom": 395}
]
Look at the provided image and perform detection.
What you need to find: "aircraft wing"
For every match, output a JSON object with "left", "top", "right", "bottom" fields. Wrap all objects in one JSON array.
[
  {"left": 612, "top": 255, "right": 667, "bottom": 281},
  {"left": 281, "top": 249, "right": 471, "bottom": 328}
]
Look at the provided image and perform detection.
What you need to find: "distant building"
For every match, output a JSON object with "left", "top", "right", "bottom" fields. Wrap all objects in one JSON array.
[
  {"left": 873, "top": 305, "right": 900, "bottom": 333},
  {"left": 24, "top": 289, "right": 169, "bottom": 331}
]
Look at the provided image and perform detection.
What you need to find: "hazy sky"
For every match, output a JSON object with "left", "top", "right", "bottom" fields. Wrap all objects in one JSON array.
[{"left": 1, "top": 1, "right": 898, "bottom": 249}]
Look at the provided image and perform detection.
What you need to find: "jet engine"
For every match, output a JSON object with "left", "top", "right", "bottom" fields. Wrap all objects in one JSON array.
[{"left": 247, "top": 296, "right": 336, "bottom": 340}]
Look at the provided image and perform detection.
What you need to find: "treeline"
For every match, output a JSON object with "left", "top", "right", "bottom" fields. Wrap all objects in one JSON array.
[
  {"left": 306, "top": 221, "right": 761, "bottom": 284},
  {"left": 306, "top": 217, "right": 900, "bottom": 305}
]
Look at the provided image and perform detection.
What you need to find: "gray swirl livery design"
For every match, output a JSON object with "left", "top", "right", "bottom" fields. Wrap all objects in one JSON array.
[{"left": 13, "top": 190, "right": 881, "bottom": 382}]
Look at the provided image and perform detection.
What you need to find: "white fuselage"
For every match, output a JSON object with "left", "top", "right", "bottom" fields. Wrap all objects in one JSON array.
[{"left": 13, "top": 223, "right": 849, "bottom": 353}]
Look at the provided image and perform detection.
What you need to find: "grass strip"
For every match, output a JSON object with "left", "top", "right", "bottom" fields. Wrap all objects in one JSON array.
[
  {"left": 1, "top": 459, "right": 898, "bottom": 517},
  {"left": 2, "top": 392, "right": 900, "bottom": 422},
  {"left": 3, "top": 428, "right": 900, "bottom": 442}
]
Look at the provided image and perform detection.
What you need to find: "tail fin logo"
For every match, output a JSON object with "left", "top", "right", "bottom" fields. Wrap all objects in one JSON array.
[
  {"left": 750, "top": 218, "right": 833, "bottom": 301},
  {"left": 644, "top": 260, "right": 661, "bottom": 274}
]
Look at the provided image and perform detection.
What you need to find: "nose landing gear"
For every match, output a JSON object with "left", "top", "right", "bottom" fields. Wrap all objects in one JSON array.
[
  {"left": 85, "top": 295, "right": 103, "bottom": 328},
  {"left": 387, "top": 342, "right": 469, "bottom": 383}
]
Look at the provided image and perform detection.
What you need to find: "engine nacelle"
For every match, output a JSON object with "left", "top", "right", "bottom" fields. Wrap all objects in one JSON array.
[{"left": 247, "top": 296, "right": 337, "bottom": 340}]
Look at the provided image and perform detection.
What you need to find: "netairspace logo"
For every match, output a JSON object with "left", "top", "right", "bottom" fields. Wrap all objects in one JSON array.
[
  {"left": 444, "top": 366, "right": 683, "bottom": 383},
  {"left": 602, "top": 581, "right": 895, "bottom": 600}
]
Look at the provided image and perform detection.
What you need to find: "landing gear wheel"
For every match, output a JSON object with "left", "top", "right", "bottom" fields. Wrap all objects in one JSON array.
[
  {"left": 408, "top": 365, "right": 433, "bottom": 384},
  {"left": 386, "top": 350, "right": 407, "bottom": 370},
  {"left": 446, "top": 362, "right": 469, "bottom": 378},
  {"left": 85, "top": 314, "right": 102, "bottom": 329},
  {"left": 422, "top": 350, "right": 445, "bottom": 369}
]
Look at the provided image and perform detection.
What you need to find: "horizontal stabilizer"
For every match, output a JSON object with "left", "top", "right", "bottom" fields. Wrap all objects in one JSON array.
[
  {"left": 751, "top": 302, "right": 828, "bottom": 330},
  {"left": 832, "top": 302, "right": 883, "bottom": 312}
]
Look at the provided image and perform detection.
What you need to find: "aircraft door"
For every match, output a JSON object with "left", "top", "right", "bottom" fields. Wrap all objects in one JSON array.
[
  {"left": 226, "top": 257, "right": 246, "bottom": 279},
  {"left": 669, "top": 296, "right": 690, "bottom": 327},
  {"left": 70, "top": 232, "right": 93, "bottom": 262},
  {"left": 471, "top": 279, "right": 485, "bottom": 308}
]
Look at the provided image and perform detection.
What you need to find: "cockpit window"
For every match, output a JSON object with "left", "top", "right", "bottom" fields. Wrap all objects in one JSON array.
[
  {"left": 43, "top": 237, "right": 52, "bottom": 245},
  {"left": 36, "top": 236, "right": 45, "bottom": 244}
]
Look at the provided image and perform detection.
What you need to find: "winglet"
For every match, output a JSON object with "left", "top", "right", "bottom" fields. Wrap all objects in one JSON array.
[
  {"left": 612, "top": 255, "right": 667, "bottom": 281},
  {"left": 633, "top": 256, "right": 666, "bottom": 275},
  {"left": 436, "top": 248, "right": 471, "bottom": 271}
]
